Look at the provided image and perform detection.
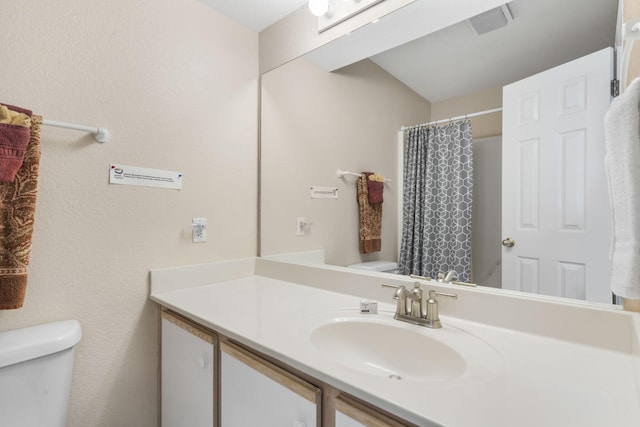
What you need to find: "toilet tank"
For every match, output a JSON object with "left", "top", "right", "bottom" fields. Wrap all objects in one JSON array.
[
  {"left": 347, "top": 261, "right": 398, "bottom": 273},
  {"left": 0, "top": 320, "right": 82, "bottom": 427}
]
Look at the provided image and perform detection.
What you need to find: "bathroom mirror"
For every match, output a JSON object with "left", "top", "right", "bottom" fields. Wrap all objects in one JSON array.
[{"left": 260, "top": 0, "right": 620, "bottom": 303}]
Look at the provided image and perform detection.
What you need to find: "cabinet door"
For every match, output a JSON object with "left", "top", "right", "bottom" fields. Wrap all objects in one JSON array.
[
  {"left": 220, "top": 341, "right": 320, "bottom": 426},
  {"left": 335, "top": 395, "right": 410, "bottom": 427},
  {"left": 161, "top": 312, "right": 216, "bottom": 427}
]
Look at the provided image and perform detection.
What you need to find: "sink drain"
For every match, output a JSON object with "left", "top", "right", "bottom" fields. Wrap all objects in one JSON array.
[{"left": 388, "top": 374, "right": 402, "bottom": 380}]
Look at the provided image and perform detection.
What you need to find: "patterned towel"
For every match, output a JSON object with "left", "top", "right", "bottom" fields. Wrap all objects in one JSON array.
[
  {"left": 357, "top": 173, "right": 382, "bottom": 253},
  {"left": 0, "top": 114, "right": 41, "bottom": 309},
  {"left": 0, "top": 103, "right": 32, "bottom": 183}
]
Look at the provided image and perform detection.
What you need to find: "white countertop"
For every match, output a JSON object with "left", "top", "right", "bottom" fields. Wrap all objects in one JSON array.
[{"left": 150, "top": 258, "right": 640, "bottom": 427}]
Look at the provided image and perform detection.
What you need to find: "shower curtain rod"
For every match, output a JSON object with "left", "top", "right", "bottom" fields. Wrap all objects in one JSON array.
[
  {"left": 401, "top": 107, "right": 503, "bottom": 131},
  {"left": 42, "top": 118, "right": 111, "bottom": 142}
]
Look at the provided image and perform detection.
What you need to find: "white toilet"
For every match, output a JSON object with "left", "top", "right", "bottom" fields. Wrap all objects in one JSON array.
[
  {"left": 0, "top": 320, "right": 82, "bottom": 427},
  {"left": 347, "top": 260, "right": 399, "bottom": 274}
]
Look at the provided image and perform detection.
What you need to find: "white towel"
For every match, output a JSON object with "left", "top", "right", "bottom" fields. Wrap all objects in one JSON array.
[{"left": 604, "top": 77, "right": 640, "bottom": 299}]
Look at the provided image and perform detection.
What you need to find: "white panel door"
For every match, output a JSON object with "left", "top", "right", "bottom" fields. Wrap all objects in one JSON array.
[{"left": 502, "top": 47, "right": 613, "bottom": 303}]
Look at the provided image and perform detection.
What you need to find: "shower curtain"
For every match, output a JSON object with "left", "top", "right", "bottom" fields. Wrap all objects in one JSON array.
[{"left": 398, "top": 120, "right": 474, "bottom": 282}]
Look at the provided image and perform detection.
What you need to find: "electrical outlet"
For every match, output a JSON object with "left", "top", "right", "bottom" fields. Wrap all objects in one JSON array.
[
  {"left": 296, "top": 217, "right": 305, "bottom": 236},
  {"left": 192, "top": 218, "right": 207, "bottom": 243}
]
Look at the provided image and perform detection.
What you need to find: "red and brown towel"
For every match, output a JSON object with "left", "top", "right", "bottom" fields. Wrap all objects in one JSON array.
[
  {"left": 0, "top": 103, "right": 32, "bottom": 183},
  {"left": 365, "top": 172, "right": 384, "bottom": 204},
  {"left": 357, "top": 173, "right": 382, "bottom": 253},
  {"left": 0, "top": 104, "right": 41, "bottom": 309}
]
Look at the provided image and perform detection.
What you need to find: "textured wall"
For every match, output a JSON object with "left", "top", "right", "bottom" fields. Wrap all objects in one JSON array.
[
  {"left": 0, "top": 1, "right": 258, "bottom": 426},
  {"left": 261, "top": 57, "right": 429, "bottom": 266}
]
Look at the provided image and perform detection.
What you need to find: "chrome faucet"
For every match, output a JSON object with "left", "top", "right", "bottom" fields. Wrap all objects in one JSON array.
[
  {"left": 384, "top": 284, "right": 410, "bottom": 317},
  {"left": 437, "top": 270, "right": 458, "bottom": 283},
  {"left": 382, "top": 283, "right": 457, "bottom": 328},
  {"left": 432, "top": 270, "right": 477, "bottom": 287}
]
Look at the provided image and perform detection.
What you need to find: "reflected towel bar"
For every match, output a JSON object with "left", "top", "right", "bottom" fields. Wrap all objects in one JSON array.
[
  {"left": 337, "top": 169, "right": 391, "bottom": 183},
  {"left": 42, "top": 119, "right": 110, "bottom": 143}
]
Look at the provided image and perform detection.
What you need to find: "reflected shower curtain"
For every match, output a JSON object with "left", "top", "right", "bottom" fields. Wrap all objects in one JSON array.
[{"left": 399, "top": 120, "right": 474, "bottom": 282}]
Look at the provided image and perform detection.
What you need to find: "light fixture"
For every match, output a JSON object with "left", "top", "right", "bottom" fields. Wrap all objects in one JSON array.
[{"left": 309, "top": 0, "right": 330, "bottom": 17}]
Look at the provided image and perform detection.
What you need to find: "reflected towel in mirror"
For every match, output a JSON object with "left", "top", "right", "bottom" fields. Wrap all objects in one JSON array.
[
  {"left": 357, "top": 173, "right": 382, "bottom": 253},
  {"left": 366, "top": 172, "right": 384, "bottom": 204}
]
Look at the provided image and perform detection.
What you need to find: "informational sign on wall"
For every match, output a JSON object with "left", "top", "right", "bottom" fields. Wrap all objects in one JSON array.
[
  {"left": 109, "top": 164, "right": 182, "bottom": 190},
  {"left": 310, "top": 186, "right": 338, "bottom": 199}
]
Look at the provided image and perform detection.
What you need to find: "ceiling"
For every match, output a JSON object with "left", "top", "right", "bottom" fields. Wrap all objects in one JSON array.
[
  {"left": 200, "top": 0, "right": 619, "bottom": 102},
  {"left": 370, "top": 0, "right": 619, "bottom": 101},
  {"left": 197, "top": 0, "right": 308, "bottom": 32}
]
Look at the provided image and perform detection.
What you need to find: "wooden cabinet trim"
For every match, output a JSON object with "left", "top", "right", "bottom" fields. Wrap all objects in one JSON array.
[
  {"left": 335, "top": 395, "right": 411, "bottom": 427},
  {"left": 221, "top": 340, "right": 321, "bottom": 405},
  {"left": 161, "top": 309, "right": 216, "bottom": 344}
]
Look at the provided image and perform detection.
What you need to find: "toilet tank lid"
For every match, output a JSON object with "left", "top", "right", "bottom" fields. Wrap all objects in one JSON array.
[
  {"left": 0, "top": 320, "right": 82, "bottom": 369},
  {"left": 348, "top": 261, "right": 398, "bottom": 271}
]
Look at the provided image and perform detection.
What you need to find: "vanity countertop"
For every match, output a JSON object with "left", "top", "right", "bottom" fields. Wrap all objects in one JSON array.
[{"left": 150, "top": 259, "right": 640, "bottom": 427}]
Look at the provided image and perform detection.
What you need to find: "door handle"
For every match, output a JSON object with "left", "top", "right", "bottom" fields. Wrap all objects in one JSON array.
[{"left": 501, "top": 237, "right": 515, "bottom": 248}]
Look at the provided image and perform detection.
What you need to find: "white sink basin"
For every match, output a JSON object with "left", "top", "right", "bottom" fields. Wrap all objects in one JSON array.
[{"left": 306, "top": 310, "right": 502, "bottom": 383}]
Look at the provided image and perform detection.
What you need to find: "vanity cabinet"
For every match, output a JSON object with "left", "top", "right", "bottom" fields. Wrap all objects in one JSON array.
[
  {"left": 161, "top": 311, "right": 216, "bottom": 427},
  {"left": 159, "top": 309, "right": 414, "bottom": 427},
  {"left": 334, "top": 395, "right": 409, "bottom": 427},
  {"left": 220, "top": 340, "right": 321, "bottom": 426}
]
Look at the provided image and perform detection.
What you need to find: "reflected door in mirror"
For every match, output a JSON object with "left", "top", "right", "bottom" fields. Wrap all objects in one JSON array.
[{"left": 502, "top": 48, "right": 613, "bottom": 303}]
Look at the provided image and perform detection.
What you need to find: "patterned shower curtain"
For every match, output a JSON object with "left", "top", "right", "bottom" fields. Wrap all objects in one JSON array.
[{"left": 398, "top": 120, "right": 474, "bottom": 282}]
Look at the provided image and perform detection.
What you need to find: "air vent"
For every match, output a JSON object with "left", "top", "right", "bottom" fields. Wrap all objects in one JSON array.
[{"left": 468, "top": 4, "right": 513, "bottom": 36}]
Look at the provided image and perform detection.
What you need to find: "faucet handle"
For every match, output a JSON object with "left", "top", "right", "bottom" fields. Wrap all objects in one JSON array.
[
  {"left": 381, "top": 283, "right": 406, "bottom": 295},
  {"left": 381, "top": 283, "right": 402, "bottom": 288},
  {"left": 451, "top": 280, "right": 477, "bottom": 287},
  {"left": 409, "top": 274, "right": 433, "bottom": 281},
  {"left": 428, "top": 290, "right": 457, "bottom": 301},
  {"left": 381, "top": 283, "right": 409, "bottom": 302}
]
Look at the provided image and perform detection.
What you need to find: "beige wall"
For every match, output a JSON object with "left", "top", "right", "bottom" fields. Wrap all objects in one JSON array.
[
  {"left": 261, "top": 58, "right": 429, "bottom": 266},
  {"left": 626, "top": 0, "right": 640, "bottom": 82},
  {"left": 0, "top": 1, "right": 258, "bottom": 426},
  {"left": 431, "top": 86, "right": 503, "bottom": 139}
]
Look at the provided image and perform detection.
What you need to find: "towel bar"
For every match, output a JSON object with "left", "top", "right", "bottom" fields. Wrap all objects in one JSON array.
[
  {"left": 42, "top": 119, "right": 110, "bottom": 143},
  {"left": 336, "top": 169, "right": 391, "bottom": 183}
]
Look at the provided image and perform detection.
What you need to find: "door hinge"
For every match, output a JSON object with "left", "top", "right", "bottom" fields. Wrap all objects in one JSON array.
[{"left": 611, "top": 79, "right": 620, "bottom": 97}]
